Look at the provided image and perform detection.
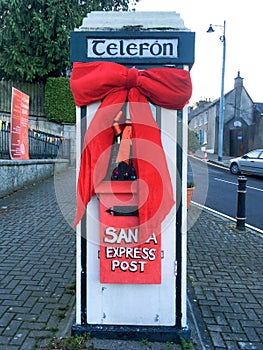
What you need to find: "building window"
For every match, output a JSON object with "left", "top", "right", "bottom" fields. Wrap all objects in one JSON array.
[
  {"left": 199, "top": 116, "right": 202, "bottom": 126},
  {"left": 198, "top": 130, "right": 202, "bottom": 145},
  {"left": 204, "top": 112, "right": 208, "bottom": 124},
  {"left": 194, "top": 118, "right": 197, "bottom": 128},
  {"left": 203, "top": 130, "right": 207, "bottom": 144}
]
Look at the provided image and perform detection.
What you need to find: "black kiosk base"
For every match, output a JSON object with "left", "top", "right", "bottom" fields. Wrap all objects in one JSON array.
[{"left": 71, "top": 323, "right": 191, "bottom": 343}]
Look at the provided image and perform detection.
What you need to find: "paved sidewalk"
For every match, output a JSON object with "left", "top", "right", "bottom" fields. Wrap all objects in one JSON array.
[
  {"left": 188, "top": 205, "right": 263, "bottom": 349},
  {"left": 0, "top": 169, "right": 76, "bottom": 350},
  {"left": 0, "top": 167, "right": 262, "bottom": 349},
  {"left": 193, "top": 150, "right": 232, "bottom": 167}
]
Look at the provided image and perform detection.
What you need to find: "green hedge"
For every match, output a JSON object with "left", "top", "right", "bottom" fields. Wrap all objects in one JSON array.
[
  {"left": 44, "top": 77, "right": 76, "bottom": 123},
  {"left": 188, "top": 129, "right": 200, "bottom": 153}
]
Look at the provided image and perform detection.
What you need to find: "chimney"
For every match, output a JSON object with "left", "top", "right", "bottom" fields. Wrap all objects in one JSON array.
[
  {"left": 234, "top": 71, "right": 243, "bottom": 120},
  {"left": 234, "top": 70, "right": 243, "bottom": 89}
]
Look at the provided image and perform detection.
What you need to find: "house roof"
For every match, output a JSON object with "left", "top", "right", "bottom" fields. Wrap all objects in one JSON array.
[
  {"left": 188, "top": 72, "right": 263, "bottom": 122},
  {"left": 254, "top": 103, "right": 263, "bottom": 115},
  {"left": 189, "top": 86, "right": 260, "bottom": 120}
]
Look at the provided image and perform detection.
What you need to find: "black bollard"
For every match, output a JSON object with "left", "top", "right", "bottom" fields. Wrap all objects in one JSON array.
[{"left": 236, "top": 176, "right": 247, "bottom": 231}]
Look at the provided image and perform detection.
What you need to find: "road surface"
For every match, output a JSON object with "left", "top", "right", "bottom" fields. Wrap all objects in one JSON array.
[{"left": 188, "top": 157, "right": 263, "bottom": 232}]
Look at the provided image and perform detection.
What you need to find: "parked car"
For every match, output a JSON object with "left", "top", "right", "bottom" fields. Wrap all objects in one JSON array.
[{"left": 229, "top": 149, "right": 263, "bottom": 176}]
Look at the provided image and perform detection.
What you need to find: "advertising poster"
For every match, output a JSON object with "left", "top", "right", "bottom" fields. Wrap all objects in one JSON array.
[{"left": 10, "top": 87, "right": 29, "bottom": 160}]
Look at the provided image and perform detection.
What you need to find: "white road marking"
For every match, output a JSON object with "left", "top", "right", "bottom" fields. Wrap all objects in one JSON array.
[
  {"left": 214, "top": 177, "right": 263, "bottom": 192},
  {"left": 192, "top": 201, "right": 263, "bottom": 235},
  {"left": 214, "top": 178, "right": 237, "bottom": 186}
]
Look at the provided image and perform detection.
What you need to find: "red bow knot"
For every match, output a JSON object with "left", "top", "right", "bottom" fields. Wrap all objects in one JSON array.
[
  {"left": 70, "top": 61, "right": 192, "bottom": 229},
  {"left": 125, "top": 67, "right": 139, "bottom": 89},
  {"left": 70, "top": 61, "right": 192, "bottom": 109}
]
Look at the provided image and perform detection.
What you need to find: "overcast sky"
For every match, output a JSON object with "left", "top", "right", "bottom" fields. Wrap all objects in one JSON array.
[{"left": 135, "top": 0, "right": 262, "bottom": 105}]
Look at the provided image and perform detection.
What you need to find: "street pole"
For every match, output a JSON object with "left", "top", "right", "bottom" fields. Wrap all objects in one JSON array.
[
  {"left": 207, "top": 21, "right": 226, "bottom": 162},
  {"left": 218, "top": 20, "right": 226, "bottom": 162}
]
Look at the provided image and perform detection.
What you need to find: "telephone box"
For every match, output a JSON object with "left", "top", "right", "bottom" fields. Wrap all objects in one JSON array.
[{"left": 70, "top": 11, "right": 195, "bottom": 342}]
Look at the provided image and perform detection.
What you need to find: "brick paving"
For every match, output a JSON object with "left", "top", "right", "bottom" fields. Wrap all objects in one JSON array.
[
  {"left": 188, "top": 206, "right": 263, "bottom": 349},
  {"left": 0, "top": 166, "right": 262, "bottom": 349},
  {"left": 0, "top": 169, "right": 76, "bottom": 350}
]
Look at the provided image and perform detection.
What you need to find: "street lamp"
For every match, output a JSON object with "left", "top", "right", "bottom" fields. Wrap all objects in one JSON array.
[{"left": 207, "top": 20, "right": 226, "bottom": 162}]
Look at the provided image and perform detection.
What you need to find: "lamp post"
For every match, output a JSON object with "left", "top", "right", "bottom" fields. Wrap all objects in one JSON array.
[{"left": 207, "top": 20, "right": 226, "bottom": 162}]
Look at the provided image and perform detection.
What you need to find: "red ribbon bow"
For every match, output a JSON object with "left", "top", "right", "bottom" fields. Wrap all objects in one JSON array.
[{"left": 70, "top": 61, "right": 192, "bottom": 230}]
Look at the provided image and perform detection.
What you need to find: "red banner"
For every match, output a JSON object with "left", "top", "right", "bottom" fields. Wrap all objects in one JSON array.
[{"left": 10, "top": 88, "right": 29, "bottom": 160}]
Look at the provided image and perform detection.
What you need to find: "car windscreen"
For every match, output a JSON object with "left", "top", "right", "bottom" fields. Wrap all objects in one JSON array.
[{"left": 246, "top": 150, "right": 262, "bottom": 158}]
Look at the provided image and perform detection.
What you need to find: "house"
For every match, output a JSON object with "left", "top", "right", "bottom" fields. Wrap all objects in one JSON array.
[{"left": 188, "top": 72, "right": 263, "bottom": 157}]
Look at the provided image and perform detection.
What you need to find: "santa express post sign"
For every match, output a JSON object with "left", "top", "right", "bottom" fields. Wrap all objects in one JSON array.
[{"left": 96, "top": 181, "right": 162, "bottom": 284}]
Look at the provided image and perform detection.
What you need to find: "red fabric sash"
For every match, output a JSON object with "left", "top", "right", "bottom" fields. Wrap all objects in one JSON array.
[{"left": 70, "top": 61, "right": 192, "bottom": 231}]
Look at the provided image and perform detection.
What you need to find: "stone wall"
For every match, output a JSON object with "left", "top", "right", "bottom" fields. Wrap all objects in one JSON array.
[
  {"left": 0, "top": 159, "right": 69, "bottom": 198},
  {"left": 248, "top": 117, "right": 263, "bottom": 150}
]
